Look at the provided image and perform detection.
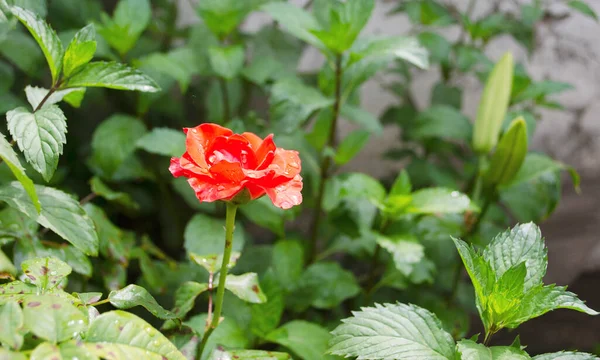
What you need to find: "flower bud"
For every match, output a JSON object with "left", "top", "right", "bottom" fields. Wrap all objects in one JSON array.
[{"left": 483, "top": 117, "right": 528, "bottom": 188}]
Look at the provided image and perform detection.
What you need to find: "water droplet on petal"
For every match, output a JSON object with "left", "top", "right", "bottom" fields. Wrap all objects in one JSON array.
[{"left": 289, "top": 161, "right": 299, "bottom": 169}]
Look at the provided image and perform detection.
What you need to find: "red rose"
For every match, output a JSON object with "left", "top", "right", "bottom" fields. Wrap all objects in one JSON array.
[{"left": 169, "top": 123, "right": 302, "bottom": 209}]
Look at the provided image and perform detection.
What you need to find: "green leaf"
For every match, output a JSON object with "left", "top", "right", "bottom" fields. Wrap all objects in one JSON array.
[
  {"left": 0, "top": 31, "right": 44, "bottom": 76},
  {"left": 473, "top": 52, "right": 514, "bottom": 153},
  {"left": 239, "top": 197, "right": 286, "bottom": 236},
  {"left": 377, "top": 234, "right": 425, "bottom": 276},
  {"left": 0, "top": 348, "right": 26, "bottom": 360},
  {"left": 108, "top": 284, "right": 176, "bottom": 320},
  {"left": 0, "top": 249, "right": 16, "bottom": 276},
  {"left": 184, "top": 213, "right": 245, "bottom": 256},
  {"left": 162, "top": 281, "right": 208, "bottom": 330},
  {"left": 501, "top": 153, "right": 580, "bottom": 191},
  {"left": 208, "top": 45, "right": 245, "bottom": 80},
  {"left": 209, "top": 348, "right": 292, "bottom": 360},
  {"left": 408, "top": 188, "right": 472, "bottom": 214},
  {"left": 64, "top": 61, "right": 160, "bottom": 92},
  {"left": 390, "top": 169, "right": 412, "bottom": 196},
  {"left": 197, "top": 0, "right": 263, "bottom": 37},
  {"left": 328, "top": 303, "right": 457, "bottom": 360},
  {"left": 334, "top": 130, "right": 370, "bottom": 166},
  {"left": 261, "top": 2, "right": 324, "bottom": 50},
  {"left": 271, "top": 240, "right": 304, "bottom": 292},
  {"left": 6, "top": 105, "right": 67, "bottom": 181},
  {"left": 218, "top": 272, "right": 267, "bottom": 304},
  {"left": 418, "top": 31, "right": 451, "bottom": 63},
  {"left": 500, "top": 171, "right": 561, "bottom": 222},
  {"left": 185, "top": 314, "right": 248, "bottom": 360},
  {"left": 349, "top": 35, "right": 429, "bottom": 70},
  {"left": 568, "top": 1, "right": 598, "bottom": 21},
  {"left": 89, "top": 114, "right": 147, "bottom": 178},
  {"left": 484, "top": 117, "right": 528, "bottom": 187},
  {"left": 0, "top": 182, "right": 99, "bottom": 255},
  {"left": 62, "top": 24, "right": 96, "bottom": 77},
  {"left": 136, "top": 127, "right": 186, "bottom": 158},
  {"left": 83, "top": 203, "right": 133, "bottom": 262},
  {"left": 21, "top": 257, "right": 71, "bottom": 292},
  {"left": 513, "top": 80, "right": 573, "bottom": 104},
  {"left": 89, "top": 176, "right": 139, "bottom": 210},
  {"left": 534, "top": 352, "right": 599, "bottom": 360},
  {"left": 6, "top": 0, "right": 47, "bottom": 17},
  {"left": 10, "top": 6, "right": 63, "bottom": 84},
  {"left": 267, "top": 321, "right": 334, "bottom": 360},
  {"left": 138, "top": 47, "right": 199, "bottom": 93},
  {"left": 31, "top": 341, "right": 96, "bottom": 360},
  {"left": 431, "top": 83, "right": 463, "bottom": 109},
  {"left": 290, "top": 262, "right": 360, "bottom": 310},
  {"left": 250, "top": 271, "right": 284, "bottom": 337},
  {"left": 410, "top": 105, "right": 471, "bottom": 141},
  {"left": 24, "top": 86, "right": 86, "bottom": 110},
  {"left": 482, "top": 223, "right": 546, "bottom": 292},
  {"left": 98, "top": 0, "right": 151, "bottom": 56},
  {"left": 0, "top": 61, "right": 14, "bottom": 94},
  {"left": 0, "top": 301, "right": 23, "bottom": 350},
  {"left": 22, "top": 295, "right": 87, "bottom": 343},
  {"left": 190, "top": 252, "right": 241, "bottom": 275},
  {"left": 0, "top": 131, "right": 39, "bottom": 212},
  {"left": 457, "top": 339, "right": 530, "bottom": 359},
  {"left": 86, "top": 311, "right": 186, "bottom": 360},
  {"left": 340, "top": 104, "right": 383, "bottom": 134}
]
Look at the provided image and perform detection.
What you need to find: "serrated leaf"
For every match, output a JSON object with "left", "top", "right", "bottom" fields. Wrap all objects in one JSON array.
[
  {"left": 10, "top": 6, "right": 63, "bottom": 84},
  {"left": 217, "top": 272, "right": 267, "bottom": 304},
  {"left": 209, "top": 348, "right": 292, "bottom": 360},
  {"left": 0, "top": 182, "right": 99, "bottom": 255},
  {"left": 21, "top": 257, "right": 71, "bottom": 292},
  {"left": 377, "top": 234, "right": 424, "bottom": 276},
  {"left": 86, "top": 311, "right": 185, "bottom": 360},
  {"left": 7, "top": 105, "right": 67, "bottom": 181},
  {"left": 184, "top": 213, "right": 245, "bottom": 256},
  {"left": 162, "top": 281, "right": 208, "bottom": 330},
  {"left": 62, "top": 24, "right": 96, "bottom": 77},
  {"left": 208, "top": 45, "right": 245, "bottom": 80},
  {"left": 482, "top": 223, "right": 547, "bottom": 292},
  {"left": 534, "top": 352, "right": 599, "bottom": 360},
  {"left": 22, "top": 295, "right": 87, "bottom": 343},
  {"left": 0, "top": 301, "right": 23, "bottom": 350},
  {"left": 89, "top": 176, "right": 139, "bottom": 210},
  {"left": 568, "top": 1, "right": 598, "bottom": 21},
  {"left": 0, "top": 131, "right": 39, "bottom": 212},
  {"left": 108, "top": 284, "right": 176, "bottom": 320},
  {"left": 328, "top": 303, "right": 456, "bottom": 360},
  {"left": 64, "top": 61, "right": 160, "bottom": 92},
  {"left": 267, "top": 321, "right": 334, "bottom": 360},
  {"left": 31, "top": 341, "right": 97, "bottom": 360},
  {"left": 190, "top": 252, "right": 241, "bottom": 274},
  {"left": 136, "top": 127, "right": 186, "bottom": 157},
  {"left": 457, "top": 339, "right": 530, "bottom": 359},
  {"left": 408, "top": 188, "right": 472, "bottom": 214},
  {"left": 24, "top": 86, "right": 86, "bottom": 110},
  {"left": 89, "top": 114, "right": 147, "bottom": 178}
]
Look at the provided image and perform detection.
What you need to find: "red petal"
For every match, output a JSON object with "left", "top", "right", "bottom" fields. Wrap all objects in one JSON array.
[
  {"left": 265, "top": 174, "right": 303, "bottom": 209},
  {"left": 268, "top": 148, "right": 301, "bottom": 179},
  {"left": 255, "top": 134, "right": 276, "bottom": 169},
  {"left": 209, "top": 161, "right": 246, "bottom": 184},
  {"left": 187, "top": 177, "right": 243, "bottom": 203}
]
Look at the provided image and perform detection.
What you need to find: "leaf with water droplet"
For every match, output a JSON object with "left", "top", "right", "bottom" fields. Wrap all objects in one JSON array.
[
  {"left": 21, "top": 257, "right": 72, "bottom": 292},
  {"left": 108, "top": 284, "right": 177, "bottom": 320}
]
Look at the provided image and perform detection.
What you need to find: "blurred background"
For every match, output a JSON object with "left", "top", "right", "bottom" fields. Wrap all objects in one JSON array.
[{"left": 179, "top": 0, "right": 600, "bottom": 352}]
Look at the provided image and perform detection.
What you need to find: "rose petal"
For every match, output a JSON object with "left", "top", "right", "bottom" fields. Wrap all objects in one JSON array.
[
  {"left": 267, "top": 148, "right": 301, "bottom": 179},
  {"left": 187, "top": 177, "right": 243, "bottom": 203},
  {"left": 265, "top": 174, "right": 303, "bottom": 209},
  {"left": 209, "top": 161, "right": 245, "bottom": 184}
]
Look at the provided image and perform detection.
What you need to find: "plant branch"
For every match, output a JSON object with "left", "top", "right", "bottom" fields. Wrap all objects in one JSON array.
[
  {"left": 307, "top": 54, "right": 343, "bottom": 263},
  {"left": 197, "top": 202, "right": 238, "bottom": 359},
  {"left": 34, "top": 81, "right": 61, "bottom": 112},
  {"left": 89, "top": 298, "right": 110, "bottom": 307}
]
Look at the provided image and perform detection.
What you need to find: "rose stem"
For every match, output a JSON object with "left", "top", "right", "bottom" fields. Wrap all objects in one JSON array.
[
  {"left": 308, "top": 53, "right": 343, "bottom": 263},
  {"left": 197, "top": 202, "right": 238, "bottom": 358}
]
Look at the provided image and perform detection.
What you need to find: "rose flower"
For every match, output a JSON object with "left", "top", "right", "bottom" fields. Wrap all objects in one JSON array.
[{"left": 169, "top": 123, "right": 302, "bottom": 209}]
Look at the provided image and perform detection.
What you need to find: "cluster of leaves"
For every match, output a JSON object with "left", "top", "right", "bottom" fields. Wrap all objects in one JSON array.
[{"left": 0, "top": 0, "right": 598, "bottom": 359}]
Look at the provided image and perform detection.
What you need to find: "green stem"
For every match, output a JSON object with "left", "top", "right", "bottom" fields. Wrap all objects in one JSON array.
[
  {"left": 197, "top": 202, "right": 238, "bottom": 359},
  {"left": 307, "top": 53, "right": 343, "bottom": 263},
  {"left": 89, "top": 298, "right": 110, "bottom": 307}
]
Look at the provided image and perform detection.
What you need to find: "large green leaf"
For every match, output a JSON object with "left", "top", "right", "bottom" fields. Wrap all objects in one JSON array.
[
  {"left": 30, "top": 341, "right": 97, "bottom": 360},
  {"left": 10, "top": 6, "right": 63, "bottom": 83},
  {"left": 62, "top": 23, "right": 96, "bottom": 77},
  {"left": 64, "top": 61, "right": 160, "bottom": 92},
  {"left": 22, "top": 295, "right": 87, "bottom": 343},
  {"left": 0, "top": 182, "right": 98, "bottom": 255},
  {"left": 219, "top": 272, "right": 267, "bottom": 304},
  {"left": 0, "top": 281, "right": 37, "bottom": 305},
  {"left": 328, "top": 303, "right": 456, "bottom": 360},
  {"left": 136, "top": 127, "right": 186, "bottom": 158},
  {"left": 21, "top": 257, "right": 71, "bottom": 292},
  {"left": 7, "top": 105, "right": 67, "bottom": 181},
  {"left": 409, "top": 105, "right": 471, "bottom": 142},
  {"left": 239, "top": 196, "right": 287, "bottom": 236},
  {"left": 109, "top": 284, "right": 176, "bottom": 320},
  {"left": 482, "top": 223, "right": 546, "bottom": 292},
  {"left": 457, "top": 339, "right": 530, "bottom": 359},
  {"left": 407, "top": 188, "right": 472, "bottom": 215},
  {"left": 501, "top": 153, "right": 579, "bottom": 191},
  {"left": 271, "top": 240, "right": 304, "bottom": 291},
  {"left": 534, "top": 352, "right": 599, "bottom": 360},
  {"left": 0, "top": 31, "right": 44, "bottom": 77},
  {"left": 184, "top": 213, "right": 245, "bottom": 256},
  {"left": 267, "top": 321, "right": 334, "bottom": 360},
  {"left": 261, "top": 2, "right": 324, "bottom": 50},
  {"left": 162, "top": 281, "right": 208, "bottom": 330},
  {"left": 208, "top": 45, "right": 245, "bottom": 80},
  {"left": 377, "top": 233, "right": 424, "bottom": 276},
  {"left": 250, "top": 271, "right": 284, "bottom": 337},
  {"left": 0, "top": 131, "right": 39, "bottom": 211},
  {"left": 89, "top": 114, "right": 147, "bottom": 178},
  {"left": 86, "top": 311, "right": 185, "bottom": 360},
  {"left": 0, "top": 301, "right": 23, "bottom": 350}
]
